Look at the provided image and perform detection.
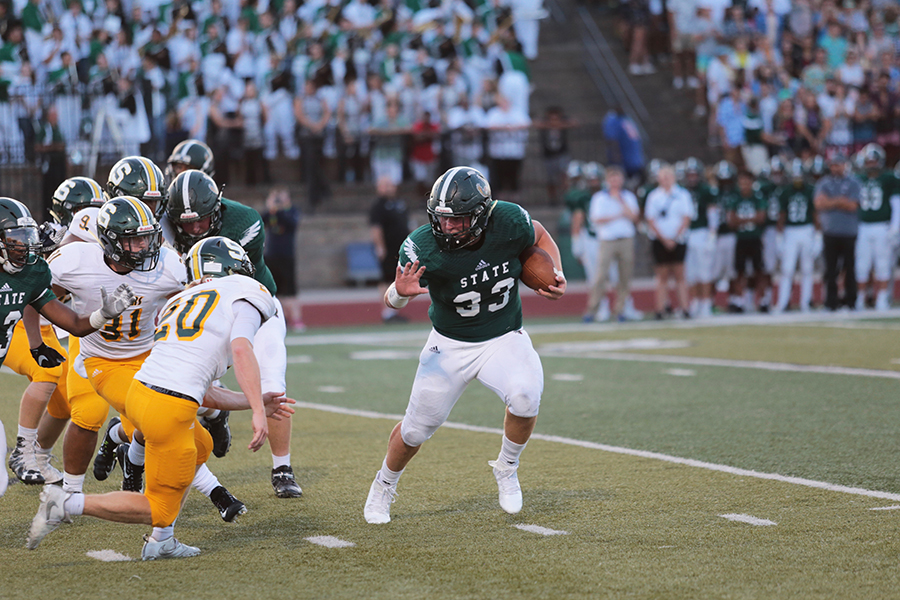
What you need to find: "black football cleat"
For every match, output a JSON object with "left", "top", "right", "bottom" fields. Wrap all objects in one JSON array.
[
  {"left": 117, "top": 444, "right": 144, "bottom": 493},
  {"left": 201, "top": 411, "right": 232, "bottom": 458},
  {"left": 209, "top": 485, "right": 247, "bottom": 522},
  {"left": 93, "top": 417, "right": 121, "bottom": 481},
  {"left": 271, "top": 466, "right": 303, "bottom": 498}
]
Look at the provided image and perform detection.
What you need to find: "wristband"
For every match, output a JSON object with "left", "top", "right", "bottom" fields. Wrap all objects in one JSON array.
[
  {"left": 386, "top": 283, "right": 410, "bottom": 309},
  {"left": 89, "top": 309, "right": 107, "bottom": 330}
]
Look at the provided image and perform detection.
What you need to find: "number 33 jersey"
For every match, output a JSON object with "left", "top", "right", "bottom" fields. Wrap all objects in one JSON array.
[
  {"left": 136, "top": 275, "right": 276, "bottom": 402},
  {"left": 47, "top": 244, "right": 186, "bottom": 360},
  {"left": 399, "top": 201, "right": 535, "bottom": 343}
]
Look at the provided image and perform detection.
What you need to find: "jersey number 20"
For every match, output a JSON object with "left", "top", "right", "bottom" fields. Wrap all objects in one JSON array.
[{"left": 155, "top": 291, "right": 220, "bottom": 341}]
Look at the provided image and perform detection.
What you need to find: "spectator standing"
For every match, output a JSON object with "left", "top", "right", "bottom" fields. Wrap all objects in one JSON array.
[
  {"left": 36, "top": 105, "right": 66, "bottom": 220},
  {"left": 853, "top": 88, "right": 879, "bottom": 151},
  {"left": 742, "top": 97, "right": 768, "bottom": 174},
  {"left": 369, "top": 97, "right": 410, "bottom": 187},
  {"left": 139, "top": 54, "right": 168, "bottom": 163},
  {"left": 264, "top": 186, "right": 304, "bottom": 331},
  {"left": 718, "top": 87, "right": 747, "bottom": 168},
  {"left": 814, "top": 154, "right": 861, "bottom": 310},
  {"left": 645, "top": 165, "right": 693, "bottom": 319},
  {"left": 535, "top": 106, "right": 574, "bottom": 204},
  {"left": 445, "top": 94, "right": 488, "bottom": 177},
  {"left": 239, "top": 78, "right": 269, "bottom": 185},
  {"left": 484, "top": 94, "right": 531, "bottom": 202},
  {"left": 409, "top": 110, "right": 440, "bottom": 198},
  {"left": 369, "top": 176, "right": 411, "bottom": 323},
  {"left": 294, "top": 78, "right": 332, "bottom": 210},
  {"left": 667, "top": 0, "right": 700, "bottom": 90},
  {"left": 336, "top": 77, "right": 367, "bottom": 183},
  {"left": 583, "top": 166, "right": 640, "bottom": 322},
  {"left": 263, "top": 71, "right": 300, "bottom": 163},
  {"left": 602, "top": 106, "right": 645, "bottom": 179}
]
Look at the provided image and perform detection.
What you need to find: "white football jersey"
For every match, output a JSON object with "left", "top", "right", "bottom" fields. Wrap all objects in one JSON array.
[
  {"left": 47, "top": 243, "right": 186, "bottom": 360},
  {"left": 136, "top": 275, "right": 276, "bottom": 402},
  {"left": 61, "top": 207, "right": 100, "bottom": 245}
]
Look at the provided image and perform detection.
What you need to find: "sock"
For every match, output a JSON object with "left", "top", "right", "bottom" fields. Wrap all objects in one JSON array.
[
  {"left": 151, "top": 525, "right": 174, "bottom": 542},
  {"left": 63, "top": 492, "right": 84, "bottom": 517},
  {"left": 197, "top": 408, "right": 220, "bottom": 419},
  {"left": 128, "top": 440, "right": 145, "bottom": 467},
  {"left": 877, "top": 289, "right": 889, "bottom": 306},
  {"left": 109, "top": 423, "right": 129, "bottom": 445},
  {"left": 273, "top": 453, "right": 290, "bottom": 469},
  {"left": 497, "top": 435, "right": 528, "bottom": 467},
  {"left": 191, "top": 464, "right": 220, "bottom": 497},
  {"left": 377, "top": 457, "right": 403, "bottom": 487},
  {"left": 63, "top": 472, "right": 85, "bottom": 493},
  {"left": 761, "top": 288, "right": 772, "bottom": 306},
  {"left": 17, "top": 425, "right": 37, "bottom": 444}
]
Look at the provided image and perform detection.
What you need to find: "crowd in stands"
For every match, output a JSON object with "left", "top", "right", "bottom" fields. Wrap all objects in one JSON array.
[
  {"left": 0, "top": 0, "right": 549, "bottom": 206},
  {"left": 619, "top": 0, "right": 900, "bottom": 175},
  {"left": 566, "top": 143, "right": 900, "bottom": 321}
]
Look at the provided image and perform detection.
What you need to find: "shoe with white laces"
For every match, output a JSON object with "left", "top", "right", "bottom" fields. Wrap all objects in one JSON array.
[
  {"left": 141, "top": 535, "right": 201, "bottom": 560},
  {"left": 93, "top": 416, "right": 121, "bottom": 481},
  {"left": 209, "top": 485, "right": 247, "bottom": 522},
  {"left": 27, "top": 484, "right": 70, "bottom": 549},
  {"left": 364, "top": 476, "right": 398, "bottom": 524},
  {"left": 488, "top": 460, "right": 523, "bottom": 514},
  {"left": 117, "top": 444, "right": 144, "bottom": 493},
  {"left": 34, "top": 445, "right": 63, "bottom": 485},
  {"left": 9, "top": 436, "right": 44, "bottom": 485}
]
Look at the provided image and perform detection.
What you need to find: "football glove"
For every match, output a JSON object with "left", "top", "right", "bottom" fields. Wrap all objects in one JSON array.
[{"left": 31, "top": 343, "right": 65, "bottom": 368}]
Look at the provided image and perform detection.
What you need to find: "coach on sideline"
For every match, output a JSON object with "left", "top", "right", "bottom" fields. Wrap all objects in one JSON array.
[{"left": 814, "top": 153, "right": 861, "bottom": 311}]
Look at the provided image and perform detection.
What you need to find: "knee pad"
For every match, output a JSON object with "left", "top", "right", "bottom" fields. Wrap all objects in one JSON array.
[
  {"left": 69, "top": 393, "right": 111, "bottom": 432},
  {"left": 46, "top": 386, "right": 71, "bottom": 420},
  {"left": 506, "top": 388, "right": 542, "bottom": 419},
  {"left": 399, "top": 418, "right": 436, "bottom": 448}
]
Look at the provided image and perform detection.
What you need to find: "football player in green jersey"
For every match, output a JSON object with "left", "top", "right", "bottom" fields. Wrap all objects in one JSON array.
[
  {"left": 682, "top": 158, "right": 719, "bottom": 317},
  {"left": 165, "top": 169, "right": 301, "bottom": 498},
  {"left": 757, "top": 156, "right": 787, "bottom": 312},
  {"left": 710, "top": 160, "right": 740, "bottom": 312},
  {"left": 364, "top": 166, "right": 566, "bottom": 524},
  {"left": 853, "top": 143, "right": 899, "bottom": 310},
  {"left": 0, "top": 198, "right": 135, "bottom": 497},
  {"left": 726, "top": 170, "right": 768, "bottom": 312},
  {"left": 775, "top": 159, "right": 818, "bottom": 312}
]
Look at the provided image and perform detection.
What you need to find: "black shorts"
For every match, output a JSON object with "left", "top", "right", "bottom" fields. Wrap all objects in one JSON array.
[
  {"left": 267, "top": 257, "right": 297, "bottom": 296},
  {"left": 734, "top": 237, "right": 763, "bottom": 276},
  {"left": 651, "top": 240, "right": 686, "bottom": 265}
]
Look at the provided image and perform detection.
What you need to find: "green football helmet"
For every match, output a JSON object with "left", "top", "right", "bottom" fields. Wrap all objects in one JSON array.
[
  {"left": 50, "top": 177, "right": 108, "bottom": 227},
  {"left": 106, "top": 156, "right": 167, "bottom": 219},
  {"left": 185, "top": 236, "right": 255, "bottom": 283},
  {"left": 96, "top": 196, "right": 162, "bottom": 271},
  {"left": 807, "top": 155, "right": 827, "bottom": 179},
  {"left": 859, "top": 143, "right": 886, "bottom": 171},
  {"left": 789, "top": 158, "right": 806, "bottom": 184},
  {"left": 166, "top": 139, "right": 215, "bottom": 180},
  {"left": 0, "top": 197, "right": 40, "bottom": 273},
  {"left": 165, "top": 170, "right": 223, "bottom": 254},
  {"left": 427, "top": 166, "right": 495, "bottom": 251},
  {"left": 714, "top": 160, "right": 737, "bottom": 183}
]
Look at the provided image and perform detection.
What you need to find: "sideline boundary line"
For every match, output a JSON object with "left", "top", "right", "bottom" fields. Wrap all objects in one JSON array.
[{"left": 295, "top": 401, "right": 900, "bottom": 502}]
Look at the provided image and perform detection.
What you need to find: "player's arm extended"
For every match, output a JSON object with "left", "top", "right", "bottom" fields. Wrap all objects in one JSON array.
[
  {"left": 39, "top": 283, "right": 134, "bottom": 338},
  {"left": 533, "top": 219, "right": 566, "bottom": 300},
  {"left": 203, "top": 386, "right": 295, "bottom": 420}
]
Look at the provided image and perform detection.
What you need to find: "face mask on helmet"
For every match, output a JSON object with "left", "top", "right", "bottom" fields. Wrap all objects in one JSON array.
[
  {"left": 109, "top": 228, "right": 162, "bottom": 271},
  {"left": 185, "top": 236, "right": 255, "bottom": 283},
  {"left": 426, "top": 167, "right": 494, "bottom": 251},
  {"left": 167, "top": 171, "right": 224, "bottom": 254},
  {"left": 0, "top": 225, "right": 40, "bottom": 273}
]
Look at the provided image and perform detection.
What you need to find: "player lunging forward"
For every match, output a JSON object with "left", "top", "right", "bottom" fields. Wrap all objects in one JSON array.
[{"left": 364, "top": 166, "right": 566, "bottom": 524}]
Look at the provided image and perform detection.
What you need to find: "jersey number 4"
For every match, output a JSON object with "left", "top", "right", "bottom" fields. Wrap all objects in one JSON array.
[
  {"left": 452, "top": 278, "right": 515, "bottom": 317},
  {"left": 155, "top": 291, "right": 219, "bottom": 341}
]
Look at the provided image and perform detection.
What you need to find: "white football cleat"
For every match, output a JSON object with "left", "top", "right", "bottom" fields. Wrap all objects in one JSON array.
[
  {"left": 34, "top": 446, "right": 63, "bottom": 485},
  {"left": 364, "top": 476, "right": 397, "bottom": 524},
  {"left": 141, "top": 535, "right": 201, "bottom": 560},
  {"left": 488, "top": 460, "right": 523, "bottom": 514},
  {"left": 27, "top": 484, "right": 69, "bottom": 549}
]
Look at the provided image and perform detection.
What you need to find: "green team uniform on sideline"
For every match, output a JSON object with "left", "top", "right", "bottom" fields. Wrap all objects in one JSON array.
[
  {"left": 218, "top": 198, "right": 278, "bottom": 295},
  {"left": 0, "top": 259, "right": 55, "bottom": 365},
  {"left": 564, "top": 187, "right": 595, "bottom": 236},
  {"left": 757, "top": 180, "right": 783, "bottom": 228},
  {"left": 778, "top": 184, "right": 816, "bottom": 226},
  {"left": 713, "top": 186, "right": 734, "bottom": 234},
  {"left": 398, "top": 201, "right": 535, "bottom": 343},
  {"left": 725, "top": 191, "right": 767, "bottom": 239},
  {"left": 857, "top": 172, "right": 897, "bottom": 224},
  {"left": 687, "top": 183, "right": 716, "bottom": 230}
]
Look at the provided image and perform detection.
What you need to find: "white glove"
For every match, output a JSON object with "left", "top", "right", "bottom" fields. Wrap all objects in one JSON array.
[
  {"left": 89, "top": 284, "right": 135, "bottom": 329},
  {"left": 812, "top": 231, "right": 824, "bottom": 257}
]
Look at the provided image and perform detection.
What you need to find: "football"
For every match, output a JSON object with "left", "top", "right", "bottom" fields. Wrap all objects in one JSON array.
[{"left": 519, "top": 246, "right": 557, "bottom": 292}]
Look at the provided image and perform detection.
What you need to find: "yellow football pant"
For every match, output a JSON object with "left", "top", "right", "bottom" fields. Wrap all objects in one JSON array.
[
  {"left": 83, "top": 351, "right": 151, "bottom": 440},
  {"left": 67, "top": 338, "right": 132, "bottom": 436},
  {"left": 125, "top": 380, "right": 212, "bottom": 527},
  {"left": 5, "top": 321, "right": 70, "bottom": 420}
]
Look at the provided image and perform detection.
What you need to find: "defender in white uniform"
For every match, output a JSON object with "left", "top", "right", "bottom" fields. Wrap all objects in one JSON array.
[{"left": 28, "top": 236, "right": 293, "bottom": 560}]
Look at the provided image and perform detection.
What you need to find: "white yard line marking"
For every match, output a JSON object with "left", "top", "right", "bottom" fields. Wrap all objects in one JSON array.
[
  {"left": 316, "top": 386, "right": 345, "bottom": 393},
  {"left": 551, "top": 373, "right": 584, "bottom": 382},
  {"left": 719, "top": 514, "right": 777, "bottom": 526},
  {"left": 664, "top": 368, "right": 696, "bottom": 377},
  {"left": 350, "top": 350, "right": 420, "bottom": 360},
  {"left": 86, "top": 550, "right": 133, "bottom": 562},
  {"left": 514, "top": 524, "right": 569, "bottom": 536},
  {"left": 544, "top": 351, "right": 900, "bottom": 380},
  {"left": 287, "top": 355, "right": 312, "bottom": 364},
  {"left": 305, "top": 535, "right": 356, "bottom": 548},
  {"left": 293, "top": 401, "right": 900, "bottom": 502},
  {"left": 869, "top": 506, "right": 900, "bottom": 511},
  {"left": 540, "top": 339, "right": 691, "bottom": 353}
]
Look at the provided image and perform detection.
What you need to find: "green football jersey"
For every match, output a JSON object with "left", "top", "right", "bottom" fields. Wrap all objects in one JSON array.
[
  {"left": 725, "top": 191, "right": 766, "bottom": 239},
  {"left": 757, "top": 180, "right": 783, "bottom": 227},
  {"left": 398, "top": 201, "right": 536, "bottom": 343},
  {"left": 0, "top": 259, "right": 56, "bottom": 365},
  {"left": 778, "top": 184, "right": 816, "bottom": 226},
  {"left": 219, "top": 198, "right": 278, "bottom": 295},
  {"left": 712, "top": 186, "right": 733, "bottom": 234},
  {"left": 687, "top": 183, "right": 716, "bottom": 230},
  {"left": 563, "top": 187, "right": 595, "bottom": 237},
  {"left": 857, "top": 172, "right": 896, "bottom": 224}
]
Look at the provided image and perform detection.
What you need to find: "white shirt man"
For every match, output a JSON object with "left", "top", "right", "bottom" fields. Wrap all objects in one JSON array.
[{"left": 645, "top": 184, "right": 694, "bottom": 243}]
